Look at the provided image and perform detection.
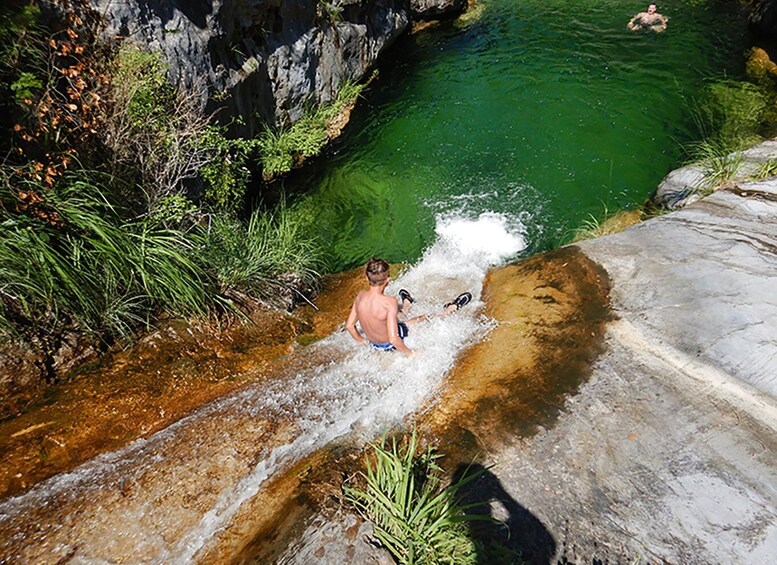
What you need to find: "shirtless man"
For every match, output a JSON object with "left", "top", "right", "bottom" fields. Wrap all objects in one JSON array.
[
  {"left": 346, "top": 258, "right": 471, "bottom": 356},
  {"left": 627, "top": 3, "right": 668, "bottom": 33}
]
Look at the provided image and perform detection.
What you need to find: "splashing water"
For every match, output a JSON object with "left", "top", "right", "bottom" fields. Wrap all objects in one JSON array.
[{"left": 0, "top": 213, "right": 526, "bottom": 563}]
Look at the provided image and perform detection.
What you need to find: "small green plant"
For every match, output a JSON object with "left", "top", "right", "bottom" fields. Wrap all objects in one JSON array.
[
  {"left": 344, "top": 430, "right": 491, "bottom": 565},
  {"left": 150, "top": 193, "right": 199, "bottom": 227},
  {"left": 571, "top": 206, "right": 642, "bottom": 242},
  {"left": 259, "top": 78, "right": 365, "bottom": 177},
  {"left": 199, "top": 201, "right": 321, "bottom": 302},
  {"left": 317, "top": 0, "right": 345, "bottom": 23},
  {"left": 687, "top": 138, "right": 745, "bottom": 193},
  {"left": 751, "top": 158, "right": 777, "bottom": 181},
  {"left": 113, "top": 46, "right": 175, "bottom": 127},
  {"left": 199, "top": 125, "right": 259, "bottom": 212}
]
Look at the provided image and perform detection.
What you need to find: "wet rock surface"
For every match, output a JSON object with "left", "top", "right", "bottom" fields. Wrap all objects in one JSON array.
[
  {"left": 276, "top": 186, "right": 777, "bottom": 561},
  {"left": 0, "top": 279, "right": 354, "bottom": 500},
  {"left": 2, "top": 187, "right": 777, "bottom": 561},
  {"left": 469, "top": 184, "right": 777, "bottom": 562},
  {"left": 410, "top": 0, "right": 468, "bottom": 21}
]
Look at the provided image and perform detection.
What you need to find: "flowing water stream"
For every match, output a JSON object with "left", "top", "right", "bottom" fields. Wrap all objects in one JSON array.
[
  {"left": 0, "top": 215, "right": 524, "bottom": 562},
  {"left": 283, "top": 0, "right": 749, "bottom": 270},
  {"left": 0, "top": 0, "right": 752, "bottom": 561}
]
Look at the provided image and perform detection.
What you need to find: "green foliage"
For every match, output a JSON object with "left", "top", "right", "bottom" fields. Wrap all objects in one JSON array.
[
  {"left": 571, "top": 206, "right": 642, "bottom": 243},
  {"left": 259, "top": 79, "right": 366, "bottom": 177},
  {"left": 0, "top": 3, "right": 44, "bottom": 75},
  {"left": 114, "top": 46, "right": 175, "bottom": 128},
  {"left": 200, "top": 202, "right": 320, "bottom": 301},
  {"left": 317, "top": 0, "right": 345, "bottom": 23},
  {"left": 690, "top": 80, "right": 768, "bottom": 152},
  {"left": 149, "top": 193, "right": 198, "bottom": 226},
  {"left": 0, "top": 173, "right": 211, "bottom": 338},
  {"left": 0, "top": 2, "right": 46, "bottom": 137},
  {"left": 199, "top": 125, "right": 259, "bottom": 212},
  {"left": 688, "top": 138, "right": 745, "bottom": 192},
  {"left": 682, "top": 79, "right": 770, "bottom": 198},
  {"left": 751, "top": 158, "right": 777, "bottom": 181},
  {"left": 344, "top": 430, "right": 492, "bottom": 565},
  {"left": 10, "top": 70, "right": 42, "bottom": 103}
]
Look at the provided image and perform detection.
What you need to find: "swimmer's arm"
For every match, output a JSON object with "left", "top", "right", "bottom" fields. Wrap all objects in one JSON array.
[
  {"left": 386, "top": 299, "right": 413, "bottom": 356},
  {"left": 627, "top": 15, "right": 638, "bottom": 30},
  {"left": 346, "top": 301, "right": 367, "bottom": 345}
]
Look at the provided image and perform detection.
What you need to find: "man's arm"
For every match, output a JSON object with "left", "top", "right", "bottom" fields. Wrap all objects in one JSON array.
[
  {"left": 386, "top": 299, "right": 413, "bottom": 356},
  {"left": 346, "top": 300, "right": 367, "bottom": 345}
]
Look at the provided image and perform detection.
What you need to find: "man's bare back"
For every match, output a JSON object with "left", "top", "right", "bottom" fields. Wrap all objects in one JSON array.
[{"left": 354, "top": 290, "right": 399, "bottom": 343}]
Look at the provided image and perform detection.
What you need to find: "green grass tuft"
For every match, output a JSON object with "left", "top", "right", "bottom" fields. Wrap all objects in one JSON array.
[
  {"left": 344, "top": 429, "right": 494, "bottom": 565},
  {"left": 199, "top": 201, "right": 321, "bottom": 302}
]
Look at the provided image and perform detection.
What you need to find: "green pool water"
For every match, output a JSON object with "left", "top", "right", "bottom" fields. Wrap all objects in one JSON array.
[{"left": 282, "top": 0, "right": 750, "bottom": 272}]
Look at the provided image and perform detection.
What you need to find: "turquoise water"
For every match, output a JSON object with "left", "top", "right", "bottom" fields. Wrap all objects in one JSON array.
[{"left": 283, "top": 0, "right": 750, "bottom": 271}]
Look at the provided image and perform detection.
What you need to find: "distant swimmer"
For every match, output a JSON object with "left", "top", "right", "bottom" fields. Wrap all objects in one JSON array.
[
  {"left": 627, "top": 3, "right": 668, "bottom": 33},
  {"left": 345, "top": 258, "right": 472, "bottom": 356}
]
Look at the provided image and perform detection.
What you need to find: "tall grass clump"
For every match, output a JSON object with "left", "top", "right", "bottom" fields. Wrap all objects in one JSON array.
[
  {"left": 0, "top": 173, "right": 211, "bottom": 338},
  {"left": 200, "top": 202, "right": 321, "bottom": 303},
  {"left": 344, "top": 430, "right": 492, "bottom": 565},
  {"left": 685, "top": 79, "right": 768, "bottom": 191},
  {"left": 259, "top": 78, "right": 366, "bottom": 177},
  {"left": 571, "top": 206, "right": 643, "bottom": 243}
]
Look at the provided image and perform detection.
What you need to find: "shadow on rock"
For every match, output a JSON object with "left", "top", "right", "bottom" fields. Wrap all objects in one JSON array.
[{"left": 453, "top": 464, "right": 556, "bottom": 564}]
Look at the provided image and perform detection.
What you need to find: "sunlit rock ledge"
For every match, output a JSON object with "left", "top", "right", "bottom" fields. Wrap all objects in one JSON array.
[{"left": 278, "top": 181, "right": 777, "bottom": 562}]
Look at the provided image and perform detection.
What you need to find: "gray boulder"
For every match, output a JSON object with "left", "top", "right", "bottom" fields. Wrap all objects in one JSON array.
[
  {"left": 652, "top": 137, "right": 777, "bottom": 209},
  {"left": 410, "top": 0, "right": 468, "bottom": 21}
]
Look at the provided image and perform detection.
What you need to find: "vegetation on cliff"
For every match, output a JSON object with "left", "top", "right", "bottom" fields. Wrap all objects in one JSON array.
[{"left": 0, "top": 2, "right": 322, "bottom": 348}]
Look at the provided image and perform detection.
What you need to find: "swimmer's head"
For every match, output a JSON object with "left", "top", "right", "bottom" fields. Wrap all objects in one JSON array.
[{"left": 647, "top": 3, "right": 657, "bottom": 13}]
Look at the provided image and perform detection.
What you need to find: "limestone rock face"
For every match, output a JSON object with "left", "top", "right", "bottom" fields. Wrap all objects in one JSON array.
[
  {"left": 409, "top": 0, "right": 467, "bottom": 21},
  {"left": 89, "top": 0, "right": 409, "bottom": 135},
  {"left": 652, "top": 137, "right": 777, "bottom": 209}
]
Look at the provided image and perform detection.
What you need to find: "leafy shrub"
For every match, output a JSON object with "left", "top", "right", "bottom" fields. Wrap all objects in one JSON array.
[
  {"left": 104, "top": 44, "right": 213, "bottom": 212},
  {"left": 0, "top": 3, "right": 45, "bottom": 107},
  {"left": 199, "top": 125, "right": 259, "bottom": 212}
]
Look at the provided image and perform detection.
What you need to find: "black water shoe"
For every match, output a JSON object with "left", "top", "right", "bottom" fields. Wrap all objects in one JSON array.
[
  {"left": 444, "top": 292, "right": 472, "bottom": 311},
  {"left": 398, "top": 289, "right": 415, "bottom": 304}
]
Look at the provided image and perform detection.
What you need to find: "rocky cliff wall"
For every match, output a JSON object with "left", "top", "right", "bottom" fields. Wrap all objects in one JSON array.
[
  {"left": 89, "top": 0, "right": 409, "bottom": 136},
  {"left": 749, "top": 0, "right": 777, "bottom": 40}
]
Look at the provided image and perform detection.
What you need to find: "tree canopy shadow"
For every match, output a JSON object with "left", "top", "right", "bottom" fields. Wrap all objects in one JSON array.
[{"left": 453, "top": 463, "right": 557, "bottom": 565}]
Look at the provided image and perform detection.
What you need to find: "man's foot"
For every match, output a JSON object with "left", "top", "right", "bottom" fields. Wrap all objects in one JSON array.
[
  {"left": 398, "top": 289, "right": 415, "bottom": 304},
  {"left": 444, "top": 292, "right": 472, "bottom": 311}
]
